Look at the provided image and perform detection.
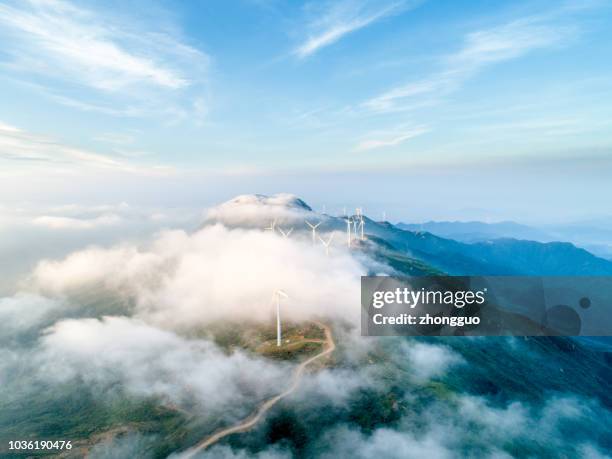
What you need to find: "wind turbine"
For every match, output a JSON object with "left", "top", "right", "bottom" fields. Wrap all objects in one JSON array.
[
  {"left": 264, "top": 219, "right": 277, "bottom": 233},
  {"left": 305, "top": 220, "right": 321, "bottom": 244},
  {"left": 344, "top": 217, "right": 352, "bottom": 248},
  {"left": 353, "top": 218, "right": 358, "bottom": 236},
  {"left": 358, "top": 216, "right": 365, "bottom": 240},
  {"left": 278, "top": 227, "right": 293, "bottom": 238},
  {"left": 318, "top": 233, "right": 335, "bottom": 256},
  {"left": 273, "top": 289, "right": 289, "bottom": 347}
]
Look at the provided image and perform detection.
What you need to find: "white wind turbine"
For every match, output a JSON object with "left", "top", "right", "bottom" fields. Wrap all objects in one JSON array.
[
  {"left": 264, "top": 218, "right": 277, "bottom": 233},
  {"left": 305, "top": 220, "right": 321, "bottom": 244},
  {"left": 318, "top": 233, "right": 335, "bottom": 256},
  {"left": 344, "top": 217, "right": 352, "bottom": 248},
  {"left": 273, "top": 289, "right": 289, "bottom": 347},
  {"left": 278, "top": 227, "right": 293, "bottom": 238},
  {"left": 358, "top": 216, "right": 365, "bottom": 241}
]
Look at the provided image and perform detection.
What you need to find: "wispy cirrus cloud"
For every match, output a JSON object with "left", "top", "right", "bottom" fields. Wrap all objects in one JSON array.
[
  {"left": 294, "top": 1, "right": 419, "bottom": 58},
  {"left": 0, "top": 0, "right": 204, "bottom": 90},
  {"left": 0, "top": 121, "right": 171, "bottom": 175},
  {"left": 363, "top": 15, "right": 574, "bottom": 112},
  {"left": 354, "top": 125, "right": 429, "bottom": 151},
  {"left": 0, "top": 0, "right": 209, "bottom": 121}
]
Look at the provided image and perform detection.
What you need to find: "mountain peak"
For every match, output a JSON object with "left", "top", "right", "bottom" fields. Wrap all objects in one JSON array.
[
  {"left": 204, "top": 193, "right": 313, "bottom": 227},
  {"left": 225, "top": 193, "right": 312, "bottom": 211}
]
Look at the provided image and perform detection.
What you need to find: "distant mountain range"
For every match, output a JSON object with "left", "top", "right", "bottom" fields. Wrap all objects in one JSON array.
[
  {"left": 290, "top": 216, "right": 612, "bottom": 276},
  {"left": 397, "top": 220, "right": 612, "bottom": 261},
  {"left": 396, "top": 221, "right": 550, "bottom": 242},
  {"left": 363, "top": 220, "right": 612, "bottom": 276}
]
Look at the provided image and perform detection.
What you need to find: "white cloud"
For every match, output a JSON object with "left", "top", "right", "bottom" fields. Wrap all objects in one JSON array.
[
  {"left": 297, "top": 365, "right": 377, "bottom": 406},
  {"left": 363, "top": 77, "right": 450, "bottom": 113},
  {"left": 0, "top": 121, "right": 172, "bottom": 174},
  {"left": 310, "top": 392, "right": 602, "bottom": 459},
  {"left": 401, "top": 341, "right": 464, "bottom": 383},
  {"left": 295, "top": 1, "right": 415, "bottom": 58},
  {"left": 319, "top": 424, "right": 457, "bottom": 459},
  {"left": 0, "top": 293, "right": 62, "bottom": 335},
  {"left": 38, "top": 316, "right": 289, "bottom": 416},
  {"left": 0, "top": 0, "right": 209, "bottom": 121},
  {"left": 189, "top": 444, "right": 292, "bottom": 459},
  {"left": 458, "top": 396, "right": 529, "bottom": 437},
  {"left": 451, "top": 18, "right": 569, "bottom": 67},
  {"left": 32, "top": 214, "right": 122, "bottom": 230},
  {"left": 32, "top": 223, "right": 368, "bottom": 328},
  {"left": 0, "top": 0, "right": 204, "bottom": 91},
  {"left": 578, "top": 444, "right": 612, "bottom": 459},
  {"left": 363, "top": 15, "right": 573, "bottom": 112},
  {"left": 48, "top": 202, "right": 131, "bottom": 216},
  {"left": 354, "top": 125, "right": 429, "bottom": 151},
  {"left": 0, "top": 202, "right": 203, "bottom": 296}
]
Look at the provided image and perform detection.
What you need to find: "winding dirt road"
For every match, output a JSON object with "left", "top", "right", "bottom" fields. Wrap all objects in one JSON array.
[{"left": 180, "top": 321, "right": 335, "bottom": 458}]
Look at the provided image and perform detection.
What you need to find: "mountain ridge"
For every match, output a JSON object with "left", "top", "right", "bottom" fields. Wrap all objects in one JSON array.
[{"left": 204, "top": 194, "right": 612, "bottom": 276}]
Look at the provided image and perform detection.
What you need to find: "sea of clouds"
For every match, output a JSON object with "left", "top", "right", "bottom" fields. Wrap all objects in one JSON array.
[
  {"left": 1, "top": 194, "right": 610, "bottom": 458},
  {"left": 0, "top": 194, "right": 378, "bottom": 429}
]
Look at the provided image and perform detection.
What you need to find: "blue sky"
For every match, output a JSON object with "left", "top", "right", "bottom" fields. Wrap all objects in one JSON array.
[{"left": 0, "top": 0, "right": 611, "bottom": 222}]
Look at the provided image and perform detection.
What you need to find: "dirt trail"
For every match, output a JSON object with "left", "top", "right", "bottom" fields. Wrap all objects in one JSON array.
[{"left": 181, "top": 321, "right": 335, "bottom": 458}]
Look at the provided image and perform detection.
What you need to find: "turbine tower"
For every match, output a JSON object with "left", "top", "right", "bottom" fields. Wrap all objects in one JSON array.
[
  {"left": 344, "top": 217, "right": 352, "bottom": 248},
  {"left": 305, "top": 220, "right": 321, "bottom": 244},
  {"left": 359, "top": 216, "right": 365, "bottom": 240},
  {"left": 318, "top": 233, "right": 335, "bottom": 256},
  {"left": 273, "top": 289, "right": 289, "bottom": 347}
]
